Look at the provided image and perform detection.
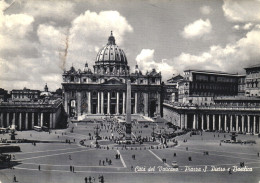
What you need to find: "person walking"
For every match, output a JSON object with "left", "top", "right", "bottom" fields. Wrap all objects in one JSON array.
[{"left": 13, "top": 175, "right": 16, "bottom": 182}]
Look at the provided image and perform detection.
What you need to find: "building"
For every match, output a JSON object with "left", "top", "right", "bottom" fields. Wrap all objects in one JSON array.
[
  {"left": 11, "top": 88, "right": 40, "bottom": 101},
  {"left": 0, "top": 99, "right": 67, "bottom": 130},
  {"left": 178, "top": 69, "right": 244, "bottom": 105},
  {"left": 164, "top": 74, "right": 184, "bottom": 103},
  {"left": 244, "top": 64, "right": 260, "bottom": 97},
  {"left": 62, "top": 32, "right": 162, "bottom": 118},
  {"left": 0, "top": 88, "right": 9, "bottom": 102}
]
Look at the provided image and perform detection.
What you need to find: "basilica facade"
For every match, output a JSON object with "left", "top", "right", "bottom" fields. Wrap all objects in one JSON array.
[{"left": 62, "top": 32, "right": 162, "bottom": 118}]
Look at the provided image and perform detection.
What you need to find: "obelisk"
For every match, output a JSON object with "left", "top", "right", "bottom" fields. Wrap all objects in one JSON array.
[{"left": 125, "top": 79, "right": 132, "bottom": 141}]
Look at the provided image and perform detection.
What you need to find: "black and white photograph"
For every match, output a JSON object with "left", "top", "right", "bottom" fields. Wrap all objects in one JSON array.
[{"left": 0, "top": 0, "right": 260, "bottom": 182}]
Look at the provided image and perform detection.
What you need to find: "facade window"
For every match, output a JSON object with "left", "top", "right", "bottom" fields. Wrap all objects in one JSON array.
[
  {"left": 152, "top": 78, "right": 156, "bottom": 83},
  {"left": 71, "top": 91, "right": 75, "bottom": 97},
  {"left": 140, "top": 79, "right": 143, "bottom": 84},
  {"left": 83, "top": 78, "right": 86, "bottom": 82},
  {"left": 112, "top": 92, "right": 116, "bottom": 98}
]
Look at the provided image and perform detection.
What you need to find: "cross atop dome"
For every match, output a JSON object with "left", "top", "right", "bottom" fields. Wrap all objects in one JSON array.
[{"left": 107, "top": 31, "right": 116, "bottom": 45}]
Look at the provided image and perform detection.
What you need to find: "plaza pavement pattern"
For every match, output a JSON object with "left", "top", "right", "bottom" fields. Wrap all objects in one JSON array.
[{"left": 0, "top": 122, "right": 260, "bottom": 183}]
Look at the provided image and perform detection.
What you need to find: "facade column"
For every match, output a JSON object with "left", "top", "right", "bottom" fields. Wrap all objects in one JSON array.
[
  {"left": 201, "top": 114, "right": 204, "bottom": 130},
  {"left": 49, "top": 113, "right": 53, "bottom": 129},
  {"left": 0, "top": 113, "right": 3, "bottom": 127},
  {"left": 157, "top": 92, "right": 161, "bottom": 116},
  {"left": 101, "top": 92, "right": 104, "bottom": 114},
  {"left": 134, "top": 92, "right": 138, "bottom": 114},
  {"left": 6, "top": 113, "right": 9, "bottom": 128},
  {"left": 242, "top": 115, "right": 245, "bottom": 133},
  {"left": 213, "top": 114, "right": 216, "bottom": 131},
  {"left": 219, "top": 114, "right": 221, "bottom": 130},
  {"left": 144, "top": 93, "right": 148, "bottom": 116},
  {"left": 207, "top": 114, "right": 210, "bottom": 130},
  {"left": 12, "top": 113, "right": 15, "bottom": 126},
  {"left": 230, "top": 115, "right": 233, "bottom": 132},
  {"left": 19, "top": 113, "right": 22, "bottom": 130},
  {"left": 236, "top": 115, "right": 239, "bottom": 132},
  {"left": 193, "top": 114, "right": 196, "bottom": 129},
  {"left": 25, "top": 113, "right": 28, "bottom": 130},
  {"left": 32, "top": 113, "right": 34, "bottom": 128},
  {"left": 116, "top": 92, "right": 120, "bottom": 114},
  {"left": 224, "top": 114, "right": 227, "bottom": 131},
  {"left": 247, "top": 115, "right": 250, "bottom": 133},
  {"left": 97, "top": 92, "right": 100, "bottom": 114},
  {"left": 64, "top": 92, "right": 68, "bottom": 113},
  {"left": 88, "top": 92, "right": 91, "bottom": 114},
  {"left": 107, "top": 92, "right": 110, "bottom": 114},
  {"left": 77, "top": 91, "right": 82, "bottom": 117},
  {"left": 184, "top": 113, "right": 187, "bottom": 129},
  {"left": 40, "top": 113, "right": 43, "bottom": 127},
  {"left": 122, "top": 92, "right": 126, "bottom": 114},
  {"left": 53, "top": 113, "right": 56, "bottom": 129}
]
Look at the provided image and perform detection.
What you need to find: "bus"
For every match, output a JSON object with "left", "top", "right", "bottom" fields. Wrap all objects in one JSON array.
[{"left": 33, "top": 126, "right": 42, "bottom": 132}]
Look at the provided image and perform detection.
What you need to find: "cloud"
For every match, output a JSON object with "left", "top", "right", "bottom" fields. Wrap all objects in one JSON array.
[
  {"left": 181, "top": 19, "right": 212, "bottom": 39},
  {"left": 233, "top": 25, "right": 240, "bottom": 30},
  {"left": 223, "top": 0, "right": 260, "bottom": 22},
  {"left": 173, "top": 25, "right": 260, "bottom": 75},
  {"left": 243, "top": 23, "right": 253, "bottom": 30},
  {"left": 200, "top": 5, "right": 211, "bottom": 15},
  {"left": 23, "top": 1, "right": 76, "bottom": 21},
  {"left": 135, "top": 49, "right": 175, "bottom": 80},
  {"left": 0, "top": 8, "right": 133, "bottom": 91},
  {"left": 67, "top": 10, "right": 133, "bottom": 69}
]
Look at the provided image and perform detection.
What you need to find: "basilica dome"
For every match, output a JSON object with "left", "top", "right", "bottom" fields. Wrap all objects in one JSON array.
[{"left": 95, "top": 31, "right": 128, "bottom": 65}]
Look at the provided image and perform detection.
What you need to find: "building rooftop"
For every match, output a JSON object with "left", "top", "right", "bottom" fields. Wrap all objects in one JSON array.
[
  {"left": 184, "top": 69, "right": 245, "bottom": 77},
  {"left": 244, "top": 63, "right": 260, "bottom": 70},
  {"left": 214, "top": 96, "right": 260, "bottom": 101}
]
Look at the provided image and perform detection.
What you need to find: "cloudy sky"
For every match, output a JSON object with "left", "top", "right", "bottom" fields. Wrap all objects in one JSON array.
[{"left": 1, "top": 0, "right": 260, "bottom": 91}]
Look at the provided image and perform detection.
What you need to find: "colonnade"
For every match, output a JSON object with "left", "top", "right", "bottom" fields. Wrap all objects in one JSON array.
[
  {"left": 190, "top": 113, "right": 260, "bottom": 134},
  {"left": 0, "top": 112, "right": 56, "bottom": 130}
]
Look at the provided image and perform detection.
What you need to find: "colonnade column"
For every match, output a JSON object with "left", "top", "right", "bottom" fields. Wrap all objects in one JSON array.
[
  {"left": 184, "top": 114, "right": 187, "bottom": 129},
  {"left": 207, "top": 115, "right": 210, "bottom": 130},
  {"left": 97, "top": 92, "right": 100, "bottom": 114},
  {"left": 19, "top": 113, "right": 22, "bottom": 130},
  {"left": 31, "top": 113, "right": 34, "bottom": 128},
  {"left": 88, "top": 92, "right": 91, "bottom": 114},
  {"left": 236, "top": 115, "right": 239, "bottom": 132},
  {"left": 116, "top": 92, "right": 120, "bottom": 114},
  {"left": 107, "top": 92, "right": 111, "bottom": 114},
  {"left": 25, "top": 113, "right": 28, "bottom": 130},
  {"left": 0, "top": 113, "right": 3, "bottom": 127},
  {"left": 213, "top": 114, "right": 216, "bottom": 131},
  {"left": 101, "top": 92, "right": 104, "bottom": 114},
  {"left": 230, "top": 115, "right": 233, "bottom": 132},
  {"left": 134, "top": 92, "right": 138, "bottom": 114},
  {"left": 122, "top": 92, "right": 126, "bottom": 114},
  {"left": 12, "top": 113, "right": 15, "bottom": 126},
  {"left": 219, "top": 115, "right": 221, "bottom": 130},
  {"left": 253, "top": 116, "right": 256, "bottom": 134},
  {"left": 6, "top": 113, "right": 9, "bottom": 128},
  {"left": 224, "top": 115, "right": 227, "bottom": 131},
  {"left": 77, "top": 92, "right": 82, "bottom": 116},
  {"left": 40, "top": 113, "right": 43, "bottom": 127},
  {"left": 247, "top": 115, "right": 250, "bottom": 133},
  {"left": 201, "top": 114, "right": 204, "bottom": 130},
  {"left": 242, "top": 115, "right": 245, "bottom": 133}
]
